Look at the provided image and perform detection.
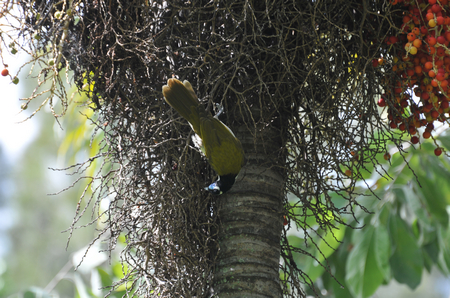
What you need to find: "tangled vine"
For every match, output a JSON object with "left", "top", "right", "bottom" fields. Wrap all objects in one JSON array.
[{"left": 0, "top": 0, "right": 418, "bottom": 296}]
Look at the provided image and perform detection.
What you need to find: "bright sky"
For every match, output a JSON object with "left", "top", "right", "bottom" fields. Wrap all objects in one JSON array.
[
  {"left": 0, "top": 52, "right": 39, "bottom": 257},
  {"left": 0, "top": 52, "right": 39, "bottom": 162}
]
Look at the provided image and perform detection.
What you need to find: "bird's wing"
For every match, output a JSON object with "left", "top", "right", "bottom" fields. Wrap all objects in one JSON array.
[{"left": 200, "top": 117, "right": 244, "bottom": 176}]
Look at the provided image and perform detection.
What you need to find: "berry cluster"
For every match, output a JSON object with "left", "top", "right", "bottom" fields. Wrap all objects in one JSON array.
[{"left": 378, "top": 0, "right": 450, "bottom": 156}]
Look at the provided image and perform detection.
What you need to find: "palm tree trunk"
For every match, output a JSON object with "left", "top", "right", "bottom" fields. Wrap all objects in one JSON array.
[{"left": 214, "top": 123, "right": 285, "bottom": 297}]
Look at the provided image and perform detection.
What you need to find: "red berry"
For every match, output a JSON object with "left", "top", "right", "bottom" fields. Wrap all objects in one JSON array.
[
  {"left": 1, "top": 69, "right": 8, "bottom": 76},
  {"left": 383, "top": 153, "right": 391, "bottom": 160},
  {"left": 435, "top": 148, "right": 443, "bottom": 156},
  {"left": 431, "top": 110, "right": 440, "bottom": 119},
  {"left": 423, "top": 130, "right": 432, "bottom": 139},
  {"left": 390, "top": 36, "right": 399, "bottom": 44},
  {"left": 411, "top": 136, "right": 419, "bottom": 144},
  {"left": 432, "top": 4, "right": 442, "bottom": 13},
  {"left": 378, "top": 97, "right": 387, "bottom": 107},
  {"left": 437, "top": 36, "right": 447, "bottom": 45},
  {"left": 423, "top": 103, "right": 433, "bottom": 113},
  {"left": 427, "top": 36, "right": 437, "bottom": 46}
]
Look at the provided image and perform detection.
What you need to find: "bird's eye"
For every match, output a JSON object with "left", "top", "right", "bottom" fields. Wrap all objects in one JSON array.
[{"left": 206, "top": 182, "right": 223, "bottom": 195}]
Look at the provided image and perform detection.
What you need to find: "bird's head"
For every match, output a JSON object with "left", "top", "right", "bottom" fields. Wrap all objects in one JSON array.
[{"left": 205, "top": 174, "right": 237, "bottom": 195}]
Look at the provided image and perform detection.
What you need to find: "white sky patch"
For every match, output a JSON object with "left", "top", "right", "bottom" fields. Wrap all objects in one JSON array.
[{"left": 0, "top": 52, "right": 39, "bottom": 163}]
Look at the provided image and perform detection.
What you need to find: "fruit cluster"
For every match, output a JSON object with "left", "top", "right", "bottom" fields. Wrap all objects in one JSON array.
[{"left": 377, "top": 0, "right": 450, "bottom": 156}]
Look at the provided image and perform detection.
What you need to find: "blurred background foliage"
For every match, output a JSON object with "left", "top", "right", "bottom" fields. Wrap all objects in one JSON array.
[
  {"left": 288, "top": 130, "right": 450, "bottom": 298},
  {"left": 0, "top": 63, "right": 125, "bottom": 298},
  {"left": 1, "top": 83, "right": 449, "bottom": 297},
  {"left": 0, "top": 32, "right": 448, "bottom": 298}
]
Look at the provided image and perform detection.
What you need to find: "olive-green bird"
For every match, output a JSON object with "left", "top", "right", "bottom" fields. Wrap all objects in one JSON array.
[{"left": 162, "top": 78, "right": 245, "bottom": 194}]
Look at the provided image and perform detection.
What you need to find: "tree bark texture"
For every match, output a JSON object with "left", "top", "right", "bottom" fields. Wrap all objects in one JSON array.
[{"left": 214, "top": 123, "right": 285, "bottom": 298}]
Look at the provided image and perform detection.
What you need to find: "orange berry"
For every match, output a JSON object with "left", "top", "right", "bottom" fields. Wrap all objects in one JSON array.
[
  {"left": 428, "top": 46, "right": 436, "bottom": 55},
  {"left": 383, "top": 153, "right": 391, "bottom": 160},
  {"left": 1, "top": 69, "right": 8, "bottom": 76},
  {"left": 423, "top": 130, "right": 431, "bottom": 139},
  {"left": 412, "top": 39, "right": 422, "bottom": 48},
  {"left": 415, "top": 65, "right": 422, "bottom": 74},
  {"left": 407, "top": 32, "right": 416, "bottom": 42}
]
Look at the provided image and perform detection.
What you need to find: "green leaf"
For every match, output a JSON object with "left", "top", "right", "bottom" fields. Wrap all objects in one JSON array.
[
  {"left": 97, "top": 267, "right": 113, "bottom": 287},
  {"left": 437, "top": 223, "right": 450, "bottom": 274},
  {"left": 112, "top": 262, "right": 128, "bottom": 279},
  {"left": 437, "top": 132, "right": 450, "bottom": 152},
  {"left": 373, "top": 224, "right": 390, "bottom": 281},
  {"left": 23, "top": 287, "right": 52, "bottom": 298},
  {"left": 302, "top": 257, "right": 326, "bottom": 283},
  {"left": 362, "top": 241, "right": 385, "bottom": 298},
  {"left": 398, "top": 185, "right": 432, "bottom": 228},
  {"left": 414, "top": 156, "right": 450, "bottom": 226},
  {"left": 315, "top": 224, "right": 346, "bottom": 263},
  {"left": 389, "top": 216, "right": 423, "bottom": 289},
  {"left": 345, "top": 226, "right": 374, "bottom": 298},
  {"left": 327, "top": 250, "right": 353, "bottom": 298}
]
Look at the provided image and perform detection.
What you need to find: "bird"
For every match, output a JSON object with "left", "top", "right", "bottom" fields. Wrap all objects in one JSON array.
[{"left": 162, "top": 78, "right": 245, "bottom": 195}]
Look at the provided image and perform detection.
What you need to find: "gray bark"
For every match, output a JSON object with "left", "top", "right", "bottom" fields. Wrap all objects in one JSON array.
[{"left": 214, "top": 124, "right": 285, "bottom": 297}]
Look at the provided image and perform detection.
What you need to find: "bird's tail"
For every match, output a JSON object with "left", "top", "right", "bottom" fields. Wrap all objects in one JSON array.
[{"left": 162, "top": 78, "right": 201, "bottom": 134}]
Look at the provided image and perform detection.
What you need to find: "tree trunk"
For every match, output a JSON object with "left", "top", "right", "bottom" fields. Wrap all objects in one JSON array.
[{"left": 214, "top": 123, "right": 285, "bottom": 297}]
